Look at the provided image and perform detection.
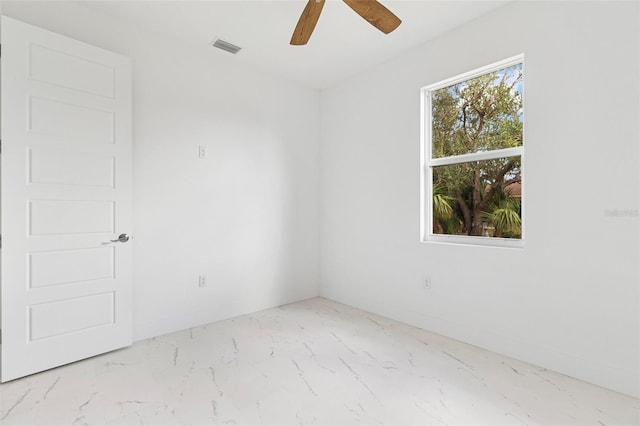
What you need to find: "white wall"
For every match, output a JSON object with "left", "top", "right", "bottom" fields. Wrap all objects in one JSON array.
[
  {"left": 320, "top": 1, "right": 640, "bottom": 398},
  {"left": 2, "top": 1, "right": 321, "bottom": 340}
]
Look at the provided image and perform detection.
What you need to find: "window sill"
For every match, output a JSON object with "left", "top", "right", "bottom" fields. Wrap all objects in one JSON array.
[{"left": 421, "top": 234, "right": 524, "bottom": 249}]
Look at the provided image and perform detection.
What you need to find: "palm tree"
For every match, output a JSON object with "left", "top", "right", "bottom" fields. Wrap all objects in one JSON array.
[
  {"left": 432, "top": 184, "right": 457, "bottom": 234},
  {"left": 482, "top": 197, "right": 521, "bottom": 238}
]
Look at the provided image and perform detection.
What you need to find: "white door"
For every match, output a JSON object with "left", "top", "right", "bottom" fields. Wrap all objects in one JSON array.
[{"left": 0, "top": 16, "right": 133, "bottom": 382}]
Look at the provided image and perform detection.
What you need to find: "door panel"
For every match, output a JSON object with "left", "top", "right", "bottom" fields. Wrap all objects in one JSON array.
[
  {"left": 29, "top": 247, "right": 115, "bottom": 288},
  {"left": 28, "top": 43, "right": 116, "bottom": 98},
  {"left": 29, "top": 292, "right": 115, "bottom": 341},
  {"left": 29, "top": 200, "right": 115, "bottom": 235},
  {"left": 29, "top": 148, "right": 115, "bottom": 187},
  {"left": 1, "top": 16, "right": 133, "bottom": 382},
  {"left": 29, "top": 96, "right": 116, "bottom": 143}
]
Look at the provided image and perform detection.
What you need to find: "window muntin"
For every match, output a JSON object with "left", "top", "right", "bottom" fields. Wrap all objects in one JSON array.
[{"left": 422, "top": 55, "right": 524, "bottom": 246}]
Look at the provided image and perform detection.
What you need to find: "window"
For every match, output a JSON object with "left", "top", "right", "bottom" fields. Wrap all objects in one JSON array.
[{"left": 421, "top": 55, "right": 524, "bottom": 247}]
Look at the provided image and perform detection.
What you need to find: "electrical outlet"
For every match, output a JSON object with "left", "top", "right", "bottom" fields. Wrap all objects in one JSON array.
[
  {"left": 198, "top": 145, "right": 208, "bottom": 159},
  {"left": 424, "top": 277, "right": 432, "bottom": 290},
  {"left": 198, "top": 274, "right": 207, "bottom": 288}
]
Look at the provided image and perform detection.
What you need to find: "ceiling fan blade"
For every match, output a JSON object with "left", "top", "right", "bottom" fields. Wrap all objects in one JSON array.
[
  {"left": 342, "top": 0, "right": 401, "bottom": 34},
  {"left": 290, "top": 0, "right": 326, "bottom": 45}
]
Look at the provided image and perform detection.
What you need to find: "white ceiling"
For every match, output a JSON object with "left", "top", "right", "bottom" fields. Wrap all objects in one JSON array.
[{"left": 79, "top": 0, "right": 510, "bottom": 89}]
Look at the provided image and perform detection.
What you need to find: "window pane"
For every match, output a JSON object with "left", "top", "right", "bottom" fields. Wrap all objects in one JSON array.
[
  {"left": 431, "top": 63, "right": 523, "bottom": 159},
  {"left": 432, "top": 156, "right": 521, "bottom": 239}
]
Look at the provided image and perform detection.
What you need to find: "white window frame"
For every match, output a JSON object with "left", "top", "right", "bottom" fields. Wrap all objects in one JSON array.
[{"left": 420, "top": 54, "right": 525, "bottom": 248}]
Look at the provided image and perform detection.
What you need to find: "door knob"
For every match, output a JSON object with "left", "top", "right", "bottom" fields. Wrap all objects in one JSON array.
[{"left": 110, "top": 233, "right": 130, "bottom": 243}]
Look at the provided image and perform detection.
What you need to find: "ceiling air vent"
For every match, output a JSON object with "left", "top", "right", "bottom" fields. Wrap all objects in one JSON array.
[{"left": 212, "top": 38, "right": 242, "bottom": 55}]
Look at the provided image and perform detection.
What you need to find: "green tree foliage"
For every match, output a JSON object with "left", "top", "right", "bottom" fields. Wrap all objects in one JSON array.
[{"left": 431, "top": 64, "right": 523, "bottom": 237}]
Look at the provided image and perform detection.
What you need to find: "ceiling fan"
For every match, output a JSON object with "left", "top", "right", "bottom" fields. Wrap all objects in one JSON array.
[{"left": 290, "top": 0, "right": 402, "bottom": 46}]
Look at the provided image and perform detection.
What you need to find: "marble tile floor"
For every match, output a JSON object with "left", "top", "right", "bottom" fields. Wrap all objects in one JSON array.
[{"left": 1, "top": 297, "right": 638, "bottom": 426}]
